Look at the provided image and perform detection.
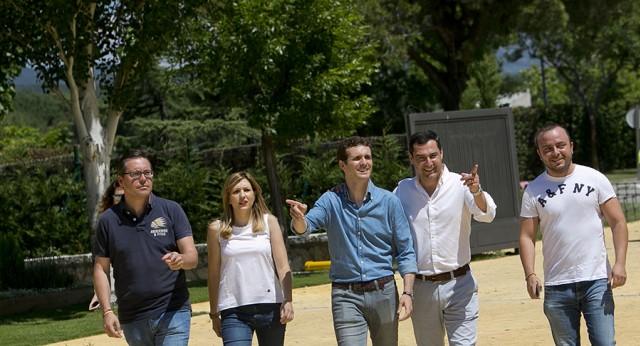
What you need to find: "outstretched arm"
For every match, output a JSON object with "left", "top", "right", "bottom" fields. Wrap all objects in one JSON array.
[{"left": 285, "top": 199, "right": 308, "bottom": 234}]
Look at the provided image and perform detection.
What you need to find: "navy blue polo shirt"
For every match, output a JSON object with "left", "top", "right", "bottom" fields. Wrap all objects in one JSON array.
[{"left": 95, "top": 193, "right": 193, "bottom": 323}]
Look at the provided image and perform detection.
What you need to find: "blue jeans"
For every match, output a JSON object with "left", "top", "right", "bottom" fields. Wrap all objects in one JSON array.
[
  {"left": 543, "top": 279, "right": 615, "bottom": 346},
  {"left": 220, "top": 303, "right": 286, "bottom": 346},
  {"left": 121, "top": 308, "right": 191, "bottom": 346},
  {"left": 331, "top": 279, "right": 398, "bottom": 346}
]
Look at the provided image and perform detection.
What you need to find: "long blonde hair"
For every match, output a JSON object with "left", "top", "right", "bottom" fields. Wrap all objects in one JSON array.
[{"left": 215, "top": 171, "right": 271, "bottom": 240}]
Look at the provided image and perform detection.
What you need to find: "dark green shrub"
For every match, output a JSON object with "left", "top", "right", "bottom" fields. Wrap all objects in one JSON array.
[
  {"left": 0, "top": 163, "right": 90, "bottom": 257},
  {"left": 0, "top": 233, "right": 25, "bottom": 289},
  {"left": 513, "top": 105, "right": 634, "bottom": 181},
  {"left": 22, "top": 257, "right": 74, "bottom": 289},
  {"left": 153, "top": 158, "right": 230, "bottom": 243},
  {"left": 371, "top": 130, "right": 411, "bottom": 191}
]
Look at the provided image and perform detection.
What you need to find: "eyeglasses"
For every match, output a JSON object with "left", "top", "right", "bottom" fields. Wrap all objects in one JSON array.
[
  {"left": 113, "top": 194, "right": 124, "bottom": 200},
  {"left": 123, "top": 170, "right": 154, "bottom": 180}
]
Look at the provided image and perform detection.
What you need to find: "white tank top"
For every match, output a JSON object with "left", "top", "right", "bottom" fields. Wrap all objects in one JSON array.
[{"left": 217, "top": 214, "right": 284, "bottom": 312}]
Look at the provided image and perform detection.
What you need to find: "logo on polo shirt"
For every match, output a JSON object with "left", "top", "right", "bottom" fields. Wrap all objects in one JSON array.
[{"left": 150, "top": 217, "right": 169, "bottom": 237}]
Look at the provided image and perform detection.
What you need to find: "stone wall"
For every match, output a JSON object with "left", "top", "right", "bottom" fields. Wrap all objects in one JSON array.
[{"left": 25, "top": 235, "right": 330, "bottom": 287}]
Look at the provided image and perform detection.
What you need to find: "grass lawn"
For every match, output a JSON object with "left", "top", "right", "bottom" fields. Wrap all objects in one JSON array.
[{"left": 607, "top": 168, "right": 638, "bottom": 182}]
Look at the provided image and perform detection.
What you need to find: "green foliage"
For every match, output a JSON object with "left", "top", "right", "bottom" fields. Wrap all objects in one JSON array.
[
  {"left": 362, "top": 0, "right": 531, "bottom": 110},
  {"left": 461, "top": 53, "right": 503, "bottom": 110},
  {"left": 175, "top": 0, "right": 377, "bottom": 142},
  {"left": 117, "top": 118, "right": 260, "bottom": 153},
  {"left": 0, "top": 235, "right": 74, "bottom": 290},
  {"left": 370, "top": 130, "right": 411, "bottom": 191},
  {"left": 21, "top": 257, "right": 75, "bottom": 290},
  {"left": 0, "top": 123, "right": 73, "bottom": 164},
  {"left": 0, "top": 50, "right": 23, "bottom": 119},
  {"left": 6, "top": 92, "right": 68, "bottom": 130},
  {"left": 520, "top": 63, "right": 570, "bottom": 107},
  {"left": 153, "top": 160, "right": 231, "bottom": 243},
  {"left": 0, "top": 234, "right": 24, "bottom": 289},
  {"left": 513, "top": 105, "right": 634, "bottom": 181},
  {"left": 514, "top": 0, "right": 640, "bottom": 168},
  {"left": 296, "top": 149, "right": 343, "bottom": 206},
  {"left": 363, "top": 64, "right": 440, "bottom": 135},
  {"left": 0, "top": 163, "right": 90, "bottom": 257}
]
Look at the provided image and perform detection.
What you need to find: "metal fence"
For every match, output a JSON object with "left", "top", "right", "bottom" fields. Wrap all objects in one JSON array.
[{"left": 613, "top": 181, "right": 640, "bottom": 222}]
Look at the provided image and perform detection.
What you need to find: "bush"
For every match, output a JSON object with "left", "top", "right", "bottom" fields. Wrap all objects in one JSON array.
[
  {"left": 0, "top": 163, "right": 90, "bottom": 257},
  {"left": 0, "top": 233, "right": 25, "bottom": 289},
  {"left": 153, "top": 158, "right": 230, "bottom": 242},
  {"left": 22, "top": 257, "right": 74, "bottom": 289}
]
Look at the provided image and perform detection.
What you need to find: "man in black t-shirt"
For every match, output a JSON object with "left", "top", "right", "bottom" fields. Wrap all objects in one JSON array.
[{"left": 93, "top": 150, "right": 198, "bottom": 346}]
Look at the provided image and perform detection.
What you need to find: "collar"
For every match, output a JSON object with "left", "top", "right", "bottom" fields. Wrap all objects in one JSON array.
[{"left": 119, "top": 193, "right": 154, "bottom": 222}]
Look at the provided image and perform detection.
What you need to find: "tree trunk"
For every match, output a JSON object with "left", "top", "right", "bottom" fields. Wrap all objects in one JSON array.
[
  {"left": 261, "top": 130, "right": 287, "bottom": 239},
  {"left": 441, "top": 88, "right": 462, "bottom": 111},
  {"left": 67, "top": 73, "right": 111, "bottom": 249}
]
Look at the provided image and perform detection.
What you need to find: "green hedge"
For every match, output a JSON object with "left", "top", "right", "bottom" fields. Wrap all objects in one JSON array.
[{"left": 513, "top": 104, "right": 635, "bottom": 181}]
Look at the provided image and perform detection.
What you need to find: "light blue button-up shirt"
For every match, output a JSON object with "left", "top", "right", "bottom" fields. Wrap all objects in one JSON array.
[{"left": 298, "top": 180, "right": 417, "bottom": 282}]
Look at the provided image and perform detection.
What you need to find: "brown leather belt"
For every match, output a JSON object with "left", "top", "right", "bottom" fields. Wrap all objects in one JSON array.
[
  {"left": 332, "top": 275, "right": 395, "bottom": 292},
  {"left": 416, "top": 263, "right": 471, "bottom": 282}
]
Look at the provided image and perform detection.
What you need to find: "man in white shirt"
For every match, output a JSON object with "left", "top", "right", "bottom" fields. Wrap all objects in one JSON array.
[
  {"left": 519, "top": 124, "right": 628, "bottom": 345},
  {"left": 394, "top": 130, "right": 497, "bottom": 346}
]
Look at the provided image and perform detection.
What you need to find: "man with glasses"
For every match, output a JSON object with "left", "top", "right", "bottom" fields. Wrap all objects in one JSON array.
[{"left": 93, "top": 149, "right": 198, "bottom": 345}]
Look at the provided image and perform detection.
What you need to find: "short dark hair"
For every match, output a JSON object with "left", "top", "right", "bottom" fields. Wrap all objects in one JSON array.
[
  {"left": 409, "top": 130, "right": 441, "bottom": 153},
  {"left": 337, "top": 136, "right": 370, "bottom": 162},
  {"left": 534, "top": 124, "right": 572, "bottom": 149},
  {"left": 117, "top": 149, "right": 152, "bottom": 176}
]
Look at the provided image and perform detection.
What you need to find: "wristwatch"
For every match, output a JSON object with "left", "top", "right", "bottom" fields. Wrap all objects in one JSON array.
[
  {"left": 402, "top": 291, "right": 414, "bottom": 300},
  {"left": 471, "top": 185, "right": 483, "bottom": 197}
]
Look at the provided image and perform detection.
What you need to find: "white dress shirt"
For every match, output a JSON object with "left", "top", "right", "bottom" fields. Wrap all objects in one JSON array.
[{"left": 394, "top": 165, "right": 497, "bottom": 275}]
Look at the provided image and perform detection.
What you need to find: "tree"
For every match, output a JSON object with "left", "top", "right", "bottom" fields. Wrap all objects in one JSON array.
[
  {"left": 514, "top": 0, "right": 640, "bottom": 169},
  {"left": 0, "top": 38, "right": 23, "bottom": 119},
  {"left": 461, "top": 52, "right": 503, "bottom": 109},
  {"left": 360, "top": 0, "right": 531, "bottom": 110},
  {"left": 173, "top": 0, "right": 377, "bottom": 228},
  {"left": 0, "top": 1, "right": 197, "bottom": 234}
]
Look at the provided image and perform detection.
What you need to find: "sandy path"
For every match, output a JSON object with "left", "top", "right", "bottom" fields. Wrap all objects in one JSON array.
[{"left": 48, "top": 222, "right": 640, "bottom": 345}]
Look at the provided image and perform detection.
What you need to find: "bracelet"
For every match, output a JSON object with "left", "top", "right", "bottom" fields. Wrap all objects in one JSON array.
[
  {"left": 103, "top": 309, "right": 114, "bottom": 317},
  {"left": 402, "top": 291, "right": 414, "bottom": 299},
  {"left": 525, "top": 273, "right": 536, "bottom": 281}
]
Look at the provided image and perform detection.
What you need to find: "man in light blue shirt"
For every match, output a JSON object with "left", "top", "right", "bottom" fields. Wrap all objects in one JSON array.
[{"left": 287, "top": 136, "right": 417, "bottom": 346}]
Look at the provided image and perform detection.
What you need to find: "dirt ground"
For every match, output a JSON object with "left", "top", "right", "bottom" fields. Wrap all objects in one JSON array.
[{"left": 49, "top": 221, "right": 640, "bottom": 346}]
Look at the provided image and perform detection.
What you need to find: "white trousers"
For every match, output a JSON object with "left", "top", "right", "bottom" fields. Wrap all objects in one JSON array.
[{"left": 411, "top": 270, "right": 479, "bottom": 346}]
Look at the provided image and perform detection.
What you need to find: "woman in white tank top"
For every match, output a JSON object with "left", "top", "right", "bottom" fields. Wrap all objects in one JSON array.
[{"left": 207, "top": 171, "right": 294, "bottom": 345}]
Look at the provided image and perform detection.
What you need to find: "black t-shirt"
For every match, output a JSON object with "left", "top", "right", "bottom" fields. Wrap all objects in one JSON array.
[{"left": 95, "top": 193, "right": 193, "bottom": 323}]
